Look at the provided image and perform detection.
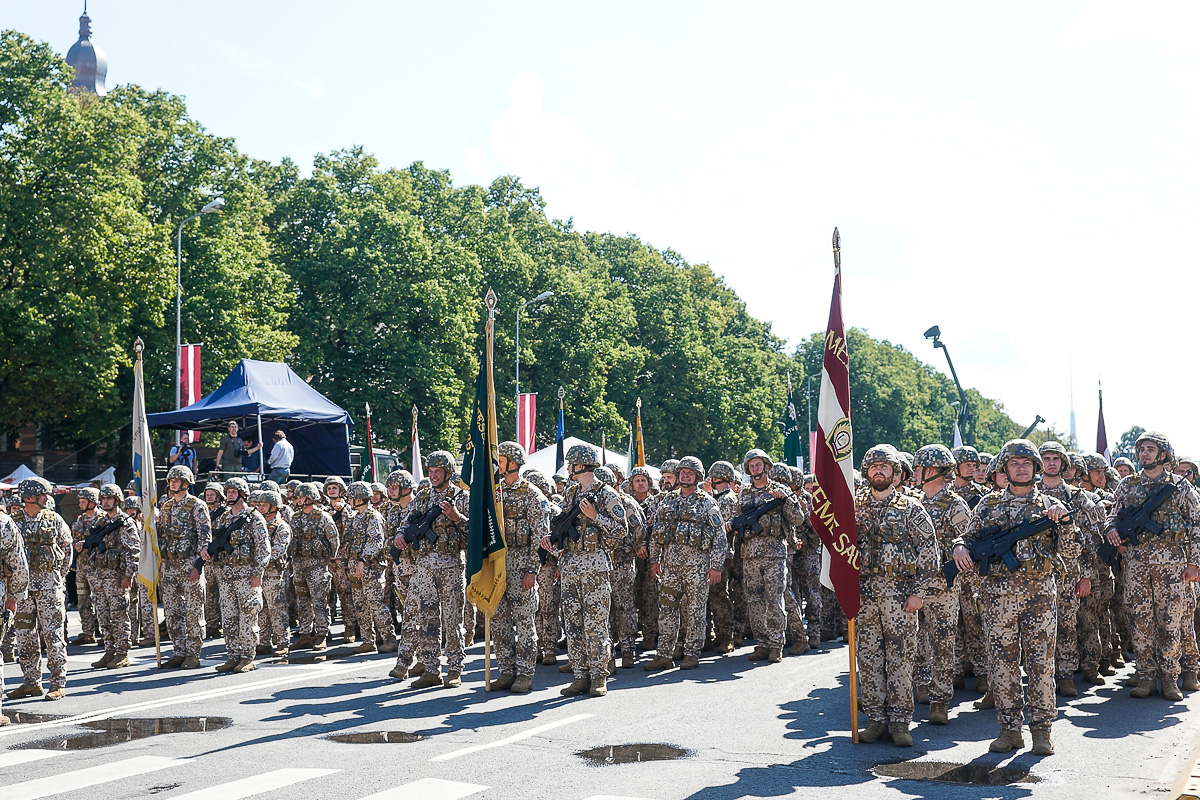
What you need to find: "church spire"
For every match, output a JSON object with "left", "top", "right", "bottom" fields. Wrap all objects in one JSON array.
[{"left": 66, "top": 1, "right": 108, "bottom": 96}]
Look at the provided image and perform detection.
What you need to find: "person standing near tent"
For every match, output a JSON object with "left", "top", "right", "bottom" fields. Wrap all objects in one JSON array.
[
  {"left": 267, "top": 430, "right": 294, "bottom": 483},
  {"left": 385, "top": 470, "right": 426, "bottom": 681},
  {"left": 156, "top": 466, "right": 212, "bottom": 670},
  {"left": 7, "top": 478, "right": 71, "bottom": 701},
  {"left": 215, "top": 421, "right": 242, "bottom": 477},
  {"left": 343, "top": 481, "right": 397, "bottom": 655},
  {"left": 323, "top": 476, "right": 359, "bottom": 644},
  {"left": 203, "top": 478, "right": 270, "bottom": 673},
  {"left": 289, "top": 483, "right": 339, "bottom": 651}
]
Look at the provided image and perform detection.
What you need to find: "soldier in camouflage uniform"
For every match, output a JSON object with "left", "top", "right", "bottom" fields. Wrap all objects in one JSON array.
[
  {"left": 7, "top": 478, "right": 72, "bottom": 700},
  {"left": 1105, "top": 432, "right": 1200, "bottom": 701},
  {"left": 1173, "top": 457, "right": 1200, "bottom": 691},
  {"left": 555, "top": 444, "right": 629, "bottom": 697},
  {"left": 1078, "top": 453, "right": 1119, "bottom": 680},
  {"left": 289, "top": 483, "right": 338, "bottom": 650},
  {"left": 120, "top": 495, "right": 155, "bottom": 647},
  {"left": 951, "top": 445, "right": 990, "bottom": 694},
  {"left": 1113, "top": 456, "right": 1136, "bottom": 479},
  {"left": 636, "top": 460, "right": 677, "bottom": 653},
  {"left": 707, "top": 461, "right": 740, "bottom": 653},
  {"left": 951, "top": 439, "right": 1073, "bottom": 756},
  {"left": 790, "top": 467, "right": 823, "bottom": 650},
  {"left": 595, "top": 466, "right": 644, "bottom": 669},
  {"left": 82, "top": 484, "right": 140, "bottom": 670},
  {"left": 489, "top": 443, "right": 551, "bottom": 693},
  {"left": 734, "top": 449, "right": 808, "bottom": 663},
  {"left": 855, "top": 446, "right": 940, "bottom": 747},
  {"left": 324, "top": 476, "right": 359, "bottom": 644},
  {"left": 155, "top": 467, "right": 212, "bottom": 669},
  {"left": 201, "top": 481, "right": 226, "bottom": 638},
  {"left": 912, "top": 445, "right": 971, "bottom": 725},
  {"left": 1037, "top": 442, "right": 1098, "bottom": 696},
  {"left": 0, "top": 506, "right": 29, "bottom": 724},
  {"left": 253, "top": 490, "right": 292, "bottom": 658},
  {"left": 203, "top": 478, "right": 270, "bottom": 673},
  {"left": 69, "top": 487, "right": 100, "bottom": 645},
  {"left": 385, "top": 470, "right": 425, "bottom": 679},
  {"left": 525, "top": 469, "right": 563, "bottom": 667},
  {"left": 404, "top": 451, "right": 471, "bottom": 689},
  {"left": 343, "top": 481, "right": 397, "bottom": 654},
  {"left": 770, "top": 463, "right": 810, "bottom": 655},
  {"left": 644, "top": 456, "right": 725, "bottom": 671}
]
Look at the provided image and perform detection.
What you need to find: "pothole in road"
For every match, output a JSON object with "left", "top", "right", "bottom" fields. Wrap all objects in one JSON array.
[
  {"left": 15, "top": 716, "right": 232, "bottom": 750},
  {"left": 874, "top": 761, "right": 1039, "bottom": 785},
  {"left": 326, "top": 731, "right": 424, "bottom": 744},
  {"left": 576, "top": 743, "right": 691, "bottom": 765}
]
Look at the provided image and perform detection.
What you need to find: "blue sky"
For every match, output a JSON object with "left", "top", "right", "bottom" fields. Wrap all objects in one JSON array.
[{"left": 10, "top": 1, "right": 1200, "bottom": 453}]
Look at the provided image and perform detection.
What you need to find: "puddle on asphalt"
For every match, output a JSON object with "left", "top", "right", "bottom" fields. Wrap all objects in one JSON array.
[
  {"left": 576, "top": 743, "right": 691, "bottom": 765},
  {"left": 874, "top": 761, "right": 1040, "bottom": 785},
  {"left": 326, "top": 731, "right": 423, "bottom": 744},
  {"left": 15, "top": 716, "right": 232, "bottom": 750}
]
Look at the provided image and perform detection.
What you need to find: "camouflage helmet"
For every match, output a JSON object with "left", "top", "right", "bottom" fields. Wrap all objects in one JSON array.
[
  {"left": 125, "top": 480, "right": 136, "bottom": 492},
  {"left": 18, "top": 477, "right": 52, "bottom": 499},
  {"left": 203, "top": 481, "right": 224, "bottom": 499},
  {"left": 1105, "top": 466, "right": 1120, "bottom": 485},
  {"left": 676, "top": 456, "right": 705, "bottom": 481},
  {"left": 709, "top": 460, "right": 736, "bottom": 483},
  {"left": 77, "top": 487, "right": 100, "bottom": 505},
  {"left": 426, "top": 450, "right": 458, "bottom": 473},
  {"left": 99, "top": 483, "right": 123, "bottom": 501},
  {"left": 166, "top": 465, "right": 195, "bottom": 485},
  {"left": 286, "top": 479, "right": 301, "bottom": 491},
  {"left": 224, "top": 477, "right": 250, "bottom": 497},
  {"left": 1135, "top": 431, "right": 1175, "bottom": 466},
  {"left": 1067, "top": 453, "right": 1087, "bottom": 475},
  {"left": 552, "top": 473, "right": 566, "bottom": 484},
  {"left": 1082, "top": 453, "right": 1109, "bottom": 474},
  {"left": 323, "top": 475, "right": 347, "bottom": 491},
  {"left": 523, "top": 469, "right": 554, "bottom": 497},
  {"left": 661, "top": 458, "right": 681, "bottom": 475},
  {"left": 369, "top": 481, "right": 386, "bottom": 496},
  {"left": 593, "top": 466, "right": 617, "bottom": 486},
  {"left": 295, "top": 482, "right": 322, "bottom": 502},
  {"left": 861, "top": 444, "right": 903, "bottom": 473},
  {"left": 628, "top": 466, "right": 655, "bottom": 487},
  {"left": 346, "top": 481, "right": 372, "bottom": 501},
  {"left": 565, "top": 443, "right": 600, "bottom": 467},
  {"left": 768, "top": 463, "right": 792, "bottom": 483},
  {"left": 995, "top": 439, "right": 1043, "bottom": 473},
  {"left": 1113, "top": 456, "right": 1135, "bottom": 471},
  {"left": 122, "top": 496, "right": 140, "bottom": 512},
  {"left": 251, "top": 489, "right": 282, "bottom": 508},
  {"left": 788, "top": 466, "right": 806, "bottom": 487},
  {"left": 385, "top": 469, "right": 415, "bottom": 490},
  {"left": 898, "top": 451, "right": 915, "bottom": 481},
  {"left": 915, "top": 444, "right": 956, "bottom": 471},
  {"left": 259, "top": 480, "right": 281, "bottom": 493},
  {"left": 952, "top": 445, "right": 981, "bottom": 465},
  {"left": 741, "top": 449, "right": 772, "bottom": 472},
  {"left": 1038, "top": 440, "right": 1069, "bottom": 463},
  {"left": 978, "top": 453, "right": 994, "bottom": 464},
  {"left": 497, "top": 441, "right": 527, "bottom": 466}
]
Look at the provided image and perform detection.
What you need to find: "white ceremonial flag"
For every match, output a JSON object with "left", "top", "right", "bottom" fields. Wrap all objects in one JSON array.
[{"left": 133, "top": 343, "right": 160, "bottom": 591}]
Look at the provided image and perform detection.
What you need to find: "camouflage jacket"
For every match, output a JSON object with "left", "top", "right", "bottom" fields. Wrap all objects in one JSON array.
[
  {"left": 955, "top": 487, "right": 1073, "bottom": 584},
  {"left": 328, "top": 501, "right": 357, "bottom": 559},
  {"left": 558, "top": 480, "right": 628, "bottom": 577},
  {"left": 0, "top": 511, "right": 30, "bottom": 601},
  {"left": 736, "top": 480, "right": 808, "bottom": 560},
  {"left": 1039, "top": 478, "right": 1099, "bottom": 577},
  {"left": 158, "top": 492, "right": 212, "bottom": 563},
  {"left": 263, "top": 514, "right": 292, "bottom": 572},
  {"left": 381, "top": 497, "right": 416, "bottom": 565},
  {"left": 407, "top": 483, "right": 470, "bottom": 568},
  {"left": 211, "top": 505, "right": 271, "bottom": 579},
  {"left": 90, "top": 510, "right": 141, "bottom": 579},
  {"left": 650, "top": 487, "right": 726, "bottom": 572},
  {"left": 17, "top": 507, "right": 71, "bottom": 589},
  {"left": 615, "top": 491, "right": 646, "bottom": 558},
  {"left": 920, "top": 485, "right": 971, "bottom": 591},
  {"left": 499, "top": 478, "right": 551, "bottom": 576},
  {"left": 345, "top": 505, "right": 386, "bottom": 566},
  {"left": 1106, "top": 470, "right": 1200, "bottom": 566},
  {"left": 855, "top": 488, "right": 940, "bottom": 598},
  {"left": 289, "top": 507, "right": 338, "bottom": 560}
]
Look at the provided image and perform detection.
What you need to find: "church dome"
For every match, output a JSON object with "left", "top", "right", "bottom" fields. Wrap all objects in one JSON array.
[{"left": 65, "top": 4, "right": 107, "bottom": 96}]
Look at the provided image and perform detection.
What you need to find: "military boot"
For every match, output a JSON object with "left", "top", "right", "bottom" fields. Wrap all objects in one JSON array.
[
  {"left": 678, "top": 655, "right": 700, "bottom": 670},
  {"left": 159, "top": 654, "right": 185, "bottom": 669},
  {"left": 747, "top": 646, "right": 770, "bottom": 661},
  {"left": 1111, "top": 652, "right": 1126, "bottom": 668},
  {"left": 672, "top": 643, "right": 684, "bottom": 660},
  {"left": 915, "top": 685, "right": 930, "bottom": 705},
  {"left": 490, "top": 672, "right": 516, "bottom": 692},
  {"left": 443, "top": 671, "right": 462, "bottom": 688},
  {"left": 71, "top": 632, "right": 96, "bottom": 646},
  {"left": 311, "top": 636, "right": 328, "bottom": 651},
  {"left": 1182, "top": 671, "right": 1200, "bottom": 692},
  {"left": 1124, "top": 673, "right": 1143, "bottom": 688},
  {"left": 643, "top": 656, "right": 675, "bottom": 671},
  {"left": 206, "top": 626, "right": 221, "bottom": 639},
  {"left": 1099, "top": 658, "right": 1116, "bottom": 676},
  {"left": 974, "top": 690, "right": 995, "bottom": 710},
  {"left": 541, "top": 651, "right": 558, "bottom": 666},
  {"left": 975, "top": 674, "right": 989, "bottom": 694},
  {"left": 378, "top": 640, "right": 398, "bottom": 654},
  {"left": 409, "top": 662, "right": 425, "bottom": 677},
  {"left": 214, "top": 658, "right": 238, "bottom": 673},
  {"left": 0, "top": 714, "right": 9, "bottom": 726},
  {"left": 558, "top": 661, "right": 575, "bottom": 673},
  {"left": 788, "top": 641, "right": 809, "bottom": 656},
  {"left": 1163, "top": 680, "right": 1184, "bottom": 702},
  {"left": 1031, "top": 729, "right": 1055, "bottom": 756},
  {"left": 233, "top": 657, "right": 256, "bottom": 673},
  {"left": 953, "top": 673, "right": 966, "bottom": 689},
  {"left": 91, "top": 651, "right": 115, "bottom": 669},
  {"left": 1082, "top": 668, "right": 1105, "bottom": 685},
  {"left": 44, "top": 688, "right": 66, "bottom": 701},
  {"left": 589, "top": 675, "right": 608, "bottom": 697},
  {"left": 808, "top": 633, "right": 821, "bottom": 649},
  {"left": 714, "top": 634, "right": 734, "bottom": 654},
  {"left": 1130, "top": 678, "right": 1155, "bottom": 698},
  {"left": 1056, "top": 678, "right": 1078, "bottom": 697},
  {"left": 292, "top": 633, "right": 313, "bottom": 650},
  {"left": 352, "top": 640, "right": 377, "bottom": 654},
  {"left": 621, "top": 652, "right": 636, "bottom": 669},
  {"left": 106, "top": 653, "right": 131, "bottom": 669},
  {"left": 928, "top": 702, "right": 949, "bottom": 725},
  {"left": 272, "top": 644, "right": 289, "bottom": 658},
  {"left": 388, "top": 665, "right": 408, "bottom": 681},
  {"left": 890, "top": 722, "right": 913, "bottom": 747},
  {"left": 411, "top": 671, "right": 442, "bottom": 689},
  {"left": 180, "top": 656, "right": 201, "bottom": 669},
  {"left": 342, "top": 626, "right": 358, "bottom": 644},
  {"left": 858, "top": 721, "right": 887, "bottom": 743},
  {"left": 510, "top": 674, "right": 532, "bottom": 694},
  {"left": 989, "top": 728, "right": 1025, "bottom": 753},
  {"left": 6, "top": 684, "right": 44, "bottom": 699},
  {"left": 560, "top": 676, "right": 591, "bottom": 697},
  {"left": 767, "top": 647, "right": 783, "bottom": 663}
]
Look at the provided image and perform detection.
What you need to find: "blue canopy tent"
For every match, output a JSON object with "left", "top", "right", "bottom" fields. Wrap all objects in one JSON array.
[{"left": 147, "top": 359, "right": 353, "bottom": 478}]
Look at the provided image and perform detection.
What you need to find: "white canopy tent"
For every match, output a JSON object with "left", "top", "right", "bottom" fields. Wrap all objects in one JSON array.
[
  {"left": 0, "top": 464, "right": 38, "bottom": 485},
  {"left": 70, "top": 467, "right": 116, "bottom": 489},
  {"left": 523, "top": 436, "right": 662, "bottom": 483}
]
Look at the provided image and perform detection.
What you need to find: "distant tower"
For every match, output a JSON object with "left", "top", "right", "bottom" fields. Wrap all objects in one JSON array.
[{"left": 65, "top": 2, "right": 107, "bottom": 96}]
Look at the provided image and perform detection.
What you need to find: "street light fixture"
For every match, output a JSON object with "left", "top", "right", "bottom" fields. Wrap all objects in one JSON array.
[
  {"left": 515, "top": 290, "right": 555, "bottom": 439},
  {"left": 924, "top": 325, "right": 970, "bottom": 446},
  {"left": 175, "top": 197, "right": 225, "bottom": 442}
]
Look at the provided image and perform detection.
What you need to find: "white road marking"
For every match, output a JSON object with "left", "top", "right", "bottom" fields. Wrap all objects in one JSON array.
[
  {"left": 0, "top": 660, "right": 369, "bottom": 739},
  {"left": 358, "top": 777, "right": 489, "bottom": 800},
  {"left": 430, "top": 712, "right": 593, "bottom": 761},
  {"left": 581, "top": 796, "right": 662, "bottom": 800},
  {"left": 0, "top": 750, "right": 64, "bottom": 769},
  {"left": 1, "top": 755, "right": 190, "bottom": 800},
  {"left": 167, "top": 767, "right": 341, "bottom": 799}
]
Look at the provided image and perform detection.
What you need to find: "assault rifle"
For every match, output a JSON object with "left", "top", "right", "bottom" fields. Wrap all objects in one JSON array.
[
  {"left": 195, "top": 513, "right": 249, "bottom": 574},
  {"left": 942, "top": 513, "right": 1066, "bottom": 586},
  {"left": 82, "top": 516, "right": 124, "bottom": 557},
  {"left": 729, "top": 497, "right": 785, "bottom": 541},
  {"left": 549, "top": 501, "right": 582, "bottom": 550},
  {"left": 1097, "top": 482, "right": 1178, "bottom": 569},
  {"left": 394, "top": 504, "right": 442, "bottom": 558}
]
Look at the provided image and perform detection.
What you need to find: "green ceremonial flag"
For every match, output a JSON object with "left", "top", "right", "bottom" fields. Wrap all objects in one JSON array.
[
  {"left": 782, "top": 390, "right": 803, "bottom": 469},
  {"left": 463, "top": 290, "right": 506, "bottom": 615}
]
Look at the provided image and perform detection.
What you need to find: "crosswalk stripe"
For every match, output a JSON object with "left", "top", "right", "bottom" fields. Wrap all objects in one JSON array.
[
  {"left": 167, "top": 767, "right": 341, "bottom": 799},
  {"left": 2, "top": 755, "right": 190, "bottom": 800},
  {"left": 357, "top": 777, "right": 490, "bottom": 800},
  {"left": 430, "top": 712, "right": 593, "bottom": 761},
  {"left": 0, "top": 750, "right": 64, "bottom": 769}
]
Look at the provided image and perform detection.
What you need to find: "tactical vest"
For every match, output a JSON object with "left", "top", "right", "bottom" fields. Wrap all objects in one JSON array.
[
  {"left": 656, "top": 492, "right": 713, "bottom": 550},
  {"left": 23, "top": 511, "right": 64, "bottom": 572},
  {"left": 858, "top": 495, "right": 918, "bottom": 579},
  {"left": 349, "top": 509, "right": 385, "bottom": 563},
  {"left": 289, "top": 510, "right": 334, "bottom": 559},
  {"left": 739, "top": 484, "right": 789, "bottom": 539},
  {"left": 981, "top": 493, "right": 1059, "bottom": 575},
  {"left": 565, "top": 487, "right": 607, "bottom": 554},
  {"left": 1134, "top": 475, "right": 1191, "bottom": 546},
  {"left": 266, "top": 518, "right": 289, "bottom": 568},
  {"left": 214, "top": 509, "right": 256, "bottom": 567},
  {"left": 503, "top": 481, "right": 534, "bottom": 547},
  {"left": 420, "top": 487, "right": 466, "bottom": 555},
  {"left": 159, "top": 496, "right": 201, "bottom": 560},
  {"left": 93, "top": 513, "right": 129, "bottom": 570}
]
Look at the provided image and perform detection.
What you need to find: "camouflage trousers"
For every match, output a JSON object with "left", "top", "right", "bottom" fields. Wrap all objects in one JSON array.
[
  {"left": 957, "top": 571, "right": 989, "bottom": 679},
  {"left": 1055, "top": 563, "right": 1081, "bottom": 679},
  {"left": 982, "top": 572, "right": 1057, "bottom": 732},
  {"left": 204, "top": 565, "right": 221, "bottom": 631},
  {"left": 76, "top": 561, "right": 98, "bottom": 636},
  {"left": 493, "top": 563, "right": 539, "bottom": 676},
  {"left": 15, "top": 581, "right": 67, "bottom": 689},
  {"left": 414, "top": 560, "right": 466, "bottom": 674},
  {"left": 1123, "top": 552, "right": 1189, "bottom": 683},
  {"left": 351, "top": 565, "right": 396, "bottom": 647},
  {"left": 783, "top": 558, "right": 808, "bottom": 643},
  {"left": 1077, "top": 568, "right": 1113, "bottom": 673},
  {"left": 392, "top": 560, "right": 420, "bottom": 666},
  {"left": 915, "top": 585, "right": 959, "bottom": 703},
  {"left": 707, "top": 556, "right": 734, "bottom": 642},
  {"left": 634, "top": 558, "right": 659, "bottom": 644},
  {"left": 561, "top": 569, "right": 612, "bottom": 681},
  {"left": 857, "top": 582, "right": 918, "bottom": 725},
  {"left": 798, "top": 544, "right": 823, "bottom": 636},
  {"left": 258, "top": 568, "right": 290, "bottom": 647},
  {"left": 743, "top": 555, "right": 787, "bottom": 649},
  {"left": 609, "top": 552, "right": 638, "bottom": 657},
  {"left": 92, "top": 568, "right": 130, "bottom": 657},
  {"left": 729, "top": 546, "right": 748, "bottom": 638},
  {"left": 218, "top": 573, "right": 263, "bottom": 660},
  {"left": 330, "top": 557, "right": 358, "bottom": 632},
  {"left": 292, "top": 557, "right": 333, "bottom": 639},
  {"left": 134, "top": 582, "right": 156, "bottom": 640},
  {"left": 1180, "top": 585, "right": 1199, "bottom": 674},
  {"left": 536, "top": 554, "right": 561, "bottom": 655},
  {"left": 657, "top": 562, "right": 711, "bottom": 660},
  {"left": 161, "top": 558, "right": 204, "bottom": 658},
  {"left": 1112, "top": 566, "right": 1131, "bottom": 656}
]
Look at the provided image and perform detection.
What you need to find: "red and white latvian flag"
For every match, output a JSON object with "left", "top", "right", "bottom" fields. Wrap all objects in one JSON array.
[
  {"left": 179, "top": 343, "right": 201, "bottom": 441},
  {"left": 517, "top": 392, "right": 538, "bottom": 454},
  {"left": 809, "top": 228, "right": 861, "bottom": 619}
]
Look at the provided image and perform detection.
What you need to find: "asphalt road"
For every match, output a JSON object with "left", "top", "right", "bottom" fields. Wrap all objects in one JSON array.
[{"left": 1, "top": 618, "right": 1198, "bottom": 800}]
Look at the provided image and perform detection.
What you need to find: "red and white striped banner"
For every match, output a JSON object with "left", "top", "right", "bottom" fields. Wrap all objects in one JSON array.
[
  {"left": 518, "top": 392, "right": 537, "bottom": 454},
  {"left": 179, "top": 343, "right": 201, "bottom": 441}
]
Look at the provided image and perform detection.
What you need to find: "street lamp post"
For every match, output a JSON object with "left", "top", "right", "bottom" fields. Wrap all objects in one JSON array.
[
  {"left": 924, "top": 325, "right": 970, "bottom": 446},
  {"left": 175, "top": 197, "right": 225, "bottom": 412},
  {"left": 515, "top": 290, "right": 554, "bottom": 439}
]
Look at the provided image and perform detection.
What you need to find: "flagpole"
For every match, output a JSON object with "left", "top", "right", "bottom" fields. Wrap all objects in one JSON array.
[{"left": 134, "top": 338, "right": 163, "bottom": 667}]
